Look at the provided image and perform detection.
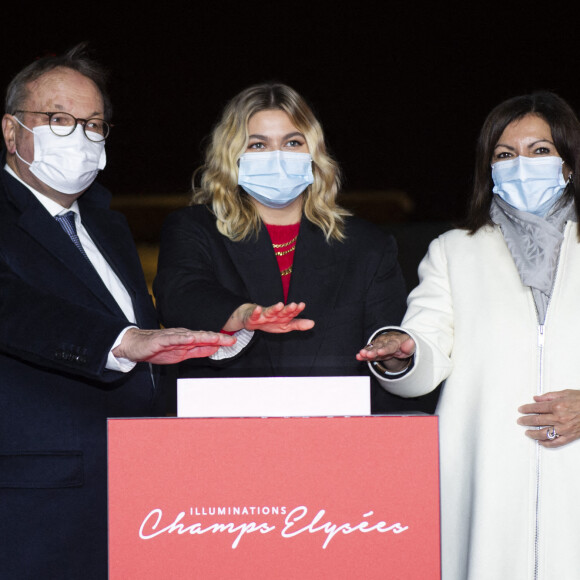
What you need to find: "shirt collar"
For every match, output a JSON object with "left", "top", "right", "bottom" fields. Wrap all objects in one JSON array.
[{"left": 4, "top": 164, "right": 80, "bottom": 217}]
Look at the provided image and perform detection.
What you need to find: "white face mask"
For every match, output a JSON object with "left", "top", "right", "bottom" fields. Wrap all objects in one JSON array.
[
  {"left": 237, "top": 150, "right": 314, "bottom": 209},
  {"left": 491, "top": 155, "right": 568, "bottom": 217},
  {"left": 14, "top": 119, "right": 106, "bottom": 195}
]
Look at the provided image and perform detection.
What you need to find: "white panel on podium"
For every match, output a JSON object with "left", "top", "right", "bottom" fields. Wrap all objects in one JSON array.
[{"left": 177, "top": 376, "right": 370, "bottom": 417}]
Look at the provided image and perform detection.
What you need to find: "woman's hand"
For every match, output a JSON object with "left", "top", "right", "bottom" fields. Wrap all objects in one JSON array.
[
  {"left": 356, "top": 331, "right": 416, "bottom": 373},
  {"left": 223, "top": 302, "right": 315, "bottom": 334},
  {"left": 517, "top": 389, "right": 580, "bottom": 447}
]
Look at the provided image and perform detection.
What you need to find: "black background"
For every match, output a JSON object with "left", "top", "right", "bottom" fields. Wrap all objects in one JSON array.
[{"left": 2, "top": 3, "right": 578, "bottom": 223}]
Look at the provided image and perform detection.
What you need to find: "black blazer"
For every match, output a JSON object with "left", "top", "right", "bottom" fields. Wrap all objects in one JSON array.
[
  {"left": 0, "top": 163, "right": 160, "bottom": 579},
  {"left": 155, "top": 204, "right": 418, "bottom": 413}
]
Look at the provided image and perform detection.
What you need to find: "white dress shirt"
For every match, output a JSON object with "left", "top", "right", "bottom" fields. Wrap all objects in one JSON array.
[{"left": 5, "top": 165, "right": 137, "bottom": 372}]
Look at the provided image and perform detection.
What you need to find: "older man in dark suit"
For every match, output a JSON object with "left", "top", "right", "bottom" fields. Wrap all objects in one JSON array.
[{"left": 0, "top": 45, "right": 234, "bottom": 579}]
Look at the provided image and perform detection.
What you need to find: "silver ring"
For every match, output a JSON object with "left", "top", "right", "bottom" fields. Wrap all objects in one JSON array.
[{"left": 547, "top": 427, "right": 559, "bottom": 440}]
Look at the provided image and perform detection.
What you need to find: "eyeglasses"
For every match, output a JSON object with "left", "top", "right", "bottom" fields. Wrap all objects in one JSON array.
[{"left": 14, "top": 110, "right": 111, "bottom": 142}]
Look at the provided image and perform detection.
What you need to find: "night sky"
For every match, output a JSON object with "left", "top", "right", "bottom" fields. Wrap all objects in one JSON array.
[{"left": 2, "top": 4, "right": 579, "bottom": 224}]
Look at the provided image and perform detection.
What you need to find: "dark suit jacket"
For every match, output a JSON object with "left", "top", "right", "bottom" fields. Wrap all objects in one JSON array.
[
  {"left": 0, "top": 161, "right": 160, "bottom": 580},
  {"left": 154, "top": 204, "right": 419, "bottom": 413}
]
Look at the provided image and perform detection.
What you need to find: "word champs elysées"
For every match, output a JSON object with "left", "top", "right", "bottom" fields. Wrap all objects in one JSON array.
[{"left": 139, "top": 505, "right": 409, "bottom": 549}]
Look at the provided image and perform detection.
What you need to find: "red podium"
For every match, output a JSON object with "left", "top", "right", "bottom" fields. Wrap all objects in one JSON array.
[{"left": 108, "top": 415, "right": 440, "bottom": 579}]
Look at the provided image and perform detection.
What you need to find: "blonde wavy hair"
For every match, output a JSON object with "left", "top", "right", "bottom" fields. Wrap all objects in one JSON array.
[{"left": 191, "top": 83, "right": 350, "bottom": 242}]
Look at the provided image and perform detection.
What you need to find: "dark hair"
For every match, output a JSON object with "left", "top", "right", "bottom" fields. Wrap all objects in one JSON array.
[
  {"left": 465, "top": 91, "right": 580, "bottom": 232},
  {"left": 4, "top": 42, "right": 112, "bottom": 121}
]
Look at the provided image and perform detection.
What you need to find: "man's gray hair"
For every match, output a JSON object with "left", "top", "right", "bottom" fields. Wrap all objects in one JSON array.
[{"left": 5, "top": 42, "right": 112, "bottom": 120}]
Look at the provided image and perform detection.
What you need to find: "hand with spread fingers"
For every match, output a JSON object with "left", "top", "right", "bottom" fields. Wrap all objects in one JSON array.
[
  {"left": 517, "top": 389, "right": 580, "bottom": 447},
  {"left": 223, "top": 301, "right": 315, "bottom": 334}
]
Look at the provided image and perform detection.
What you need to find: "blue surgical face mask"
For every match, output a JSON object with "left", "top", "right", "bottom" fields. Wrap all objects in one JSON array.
[
  {"left": 237, "top": 150, "right": 314, "bottom": 209},
  {"left": 491, "top": 156, "right": 569, "bottom": 217}
]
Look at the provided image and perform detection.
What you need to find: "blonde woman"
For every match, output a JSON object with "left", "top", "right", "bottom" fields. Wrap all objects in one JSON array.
[{"left": 154, "top": 83, "right": 408, "bottom": 413}]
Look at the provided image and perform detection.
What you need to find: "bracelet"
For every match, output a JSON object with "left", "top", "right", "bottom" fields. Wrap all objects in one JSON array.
[{"left": 372, "top": 357, "right": 413, "bottom": 376}]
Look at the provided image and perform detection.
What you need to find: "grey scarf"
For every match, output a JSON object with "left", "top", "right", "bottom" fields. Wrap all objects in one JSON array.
[{"left": 490, "top": 194, "right": 576, "bottom": 323}]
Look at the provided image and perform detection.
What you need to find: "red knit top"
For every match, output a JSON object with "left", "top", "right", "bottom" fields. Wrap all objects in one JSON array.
[{"left": 265, "top": 222, "right": 300, "bottom": 303}]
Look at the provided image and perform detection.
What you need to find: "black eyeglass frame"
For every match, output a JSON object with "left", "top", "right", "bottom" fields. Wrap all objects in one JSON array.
[{"left": 13, "top": 110, "right": 112, "bottom": 142}]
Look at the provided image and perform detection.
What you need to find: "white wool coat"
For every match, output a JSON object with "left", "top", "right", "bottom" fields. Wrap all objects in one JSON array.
[{"left": 372, "top": 223, "right": 580, "bottom": 580}]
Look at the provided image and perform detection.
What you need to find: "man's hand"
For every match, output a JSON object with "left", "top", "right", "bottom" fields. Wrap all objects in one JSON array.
[{"left": 112, "top": 328, "right": 236, "bottom": 364}]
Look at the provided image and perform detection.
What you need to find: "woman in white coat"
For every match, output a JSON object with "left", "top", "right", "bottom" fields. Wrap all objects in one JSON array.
[{"left": 357, "top": 91, "right": 580, "bottom": 580}]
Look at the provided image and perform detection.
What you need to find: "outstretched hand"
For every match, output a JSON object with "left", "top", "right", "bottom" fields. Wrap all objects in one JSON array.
[
  {"left": 244, "top": 302, "right": 315, "bottom": 333},
  {"left": 356, "top": 331, "right": 416, "bottom": 373},
  {"left": 223, "top": 302, "right": 315, "bottom": 334},
  {"left": 113, "top": 327, "right": 237, "bottom": 364}
]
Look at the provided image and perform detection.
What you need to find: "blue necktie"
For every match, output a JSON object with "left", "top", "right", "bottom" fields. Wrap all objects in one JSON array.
[{"left": 54, "top": 211, "right": 91, "bottom": 262}]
